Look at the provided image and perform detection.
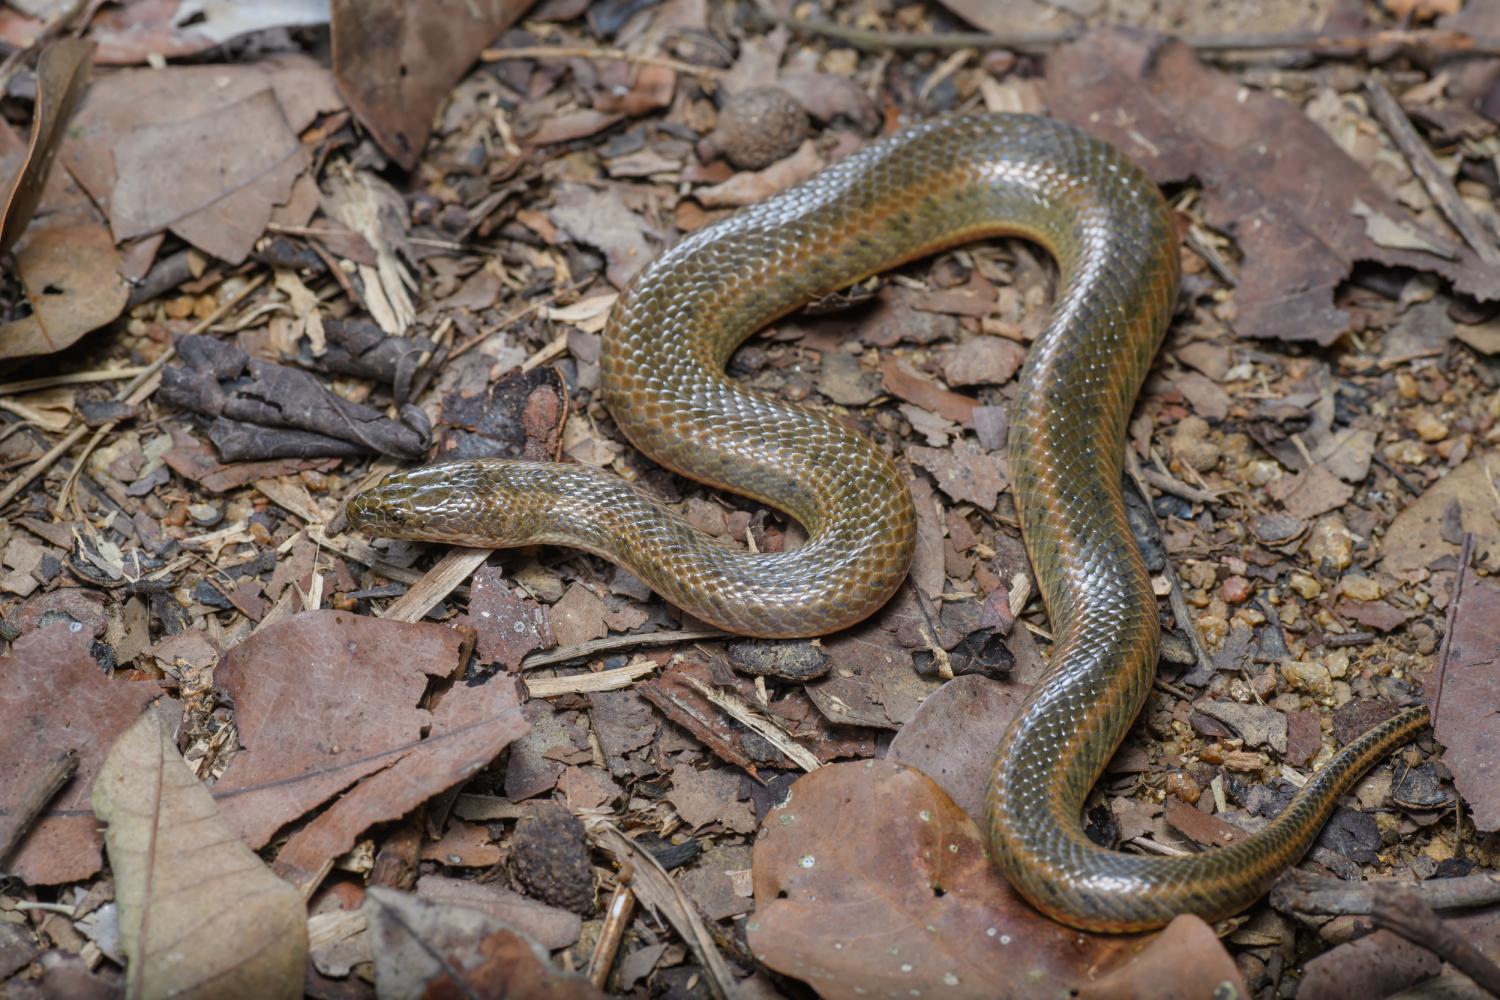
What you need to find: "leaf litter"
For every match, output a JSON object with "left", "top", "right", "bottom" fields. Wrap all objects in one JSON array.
[{"left": 3, "top": 0, "right": 1500, "bottom": 996}]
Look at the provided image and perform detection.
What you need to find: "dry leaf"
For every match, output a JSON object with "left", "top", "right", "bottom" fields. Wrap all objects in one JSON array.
[
  {"left": 749, "top": 759, "right": 1140, "bottom": 998},
  {"left": 331, "top": 0, "right": 535, "bottom": 170},
  {"left": 0, "top": 38, "right": 95, "bottom": 254},
  {"left": 0, "top": 223, "right": 129, "bottom": 360},
  {"left": 1046, "top": 28, "right": 1500, "bottom": 345},
  {"left": 0, "top": 623, "right": 159, "bottom": 884},
  {"left": 363, "top": 888, "right": 603, "bottom": 999},
  {"left": 0, "top": 1, "right": 329, "bottom": 65},
  {"left": 93, "top": 711, "right": 306, "bottom": 1000},
  {"left": 1432, "top": 569, "right": 1500, "bottom": 831}
]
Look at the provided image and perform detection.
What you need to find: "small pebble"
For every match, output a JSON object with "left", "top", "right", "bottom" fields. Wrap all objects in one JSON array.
[
  {"left": 1283, "top": 660, "right": 1333, "bottom": 697},
  {"left": 1339, "top": 575, "right": 1382, "bottom": 601},
  {"left": 187, "top": 503, "right": 222, "bottom": 527},
  {"left": 1304, "top": 514, "right": 1353, "bottom": 572},
  {"left": 1220, "top": 575, "right": 1252, "bottom": 604},
  {"left": 1169, "top": 416, "right": 1220, "bottom": 471},
  {"left": 1288, "top": 572, "right": 1321, "bottom": 599},
  {"left": 1411, "top": 410, "right": 1448, "bottom": 443}
]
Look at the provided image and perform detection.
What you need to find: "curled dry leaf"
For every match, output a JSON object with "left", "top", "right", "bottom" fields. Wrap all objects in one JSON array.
[
  {"left": 749, "top": 759, "right": 1140, "bottom": 999},
  {"left": 0, "top": 37, "right": 95, "bottom": 255},
  {"left": 92, "top": 711, "right": 307, "bottom": 1000}
]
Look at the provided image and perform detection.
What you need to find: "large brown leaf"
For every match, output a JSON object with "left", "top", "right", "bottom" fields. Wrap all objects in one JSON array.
[
  {"left": 749, "top": 760, "right": 1140, "bottom": 998},
  {"left": 93, "top": 711, "right": 306, "bottom": 999},
  {"left": 214, "top": 610, "right": 478, "bottom": 850}
]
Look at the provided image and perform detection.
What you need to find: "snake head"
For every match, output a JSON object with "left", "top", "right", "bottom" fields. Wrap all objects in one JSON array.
[{"left": 345, "top": 461, "right": 490, "bottom": 543}]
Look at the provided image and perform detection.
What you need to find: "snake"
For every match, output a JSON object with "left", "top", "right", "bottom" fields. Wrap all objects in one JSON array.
[{"left": 346, "top": 113, "right": 1430, "bottom": 932}]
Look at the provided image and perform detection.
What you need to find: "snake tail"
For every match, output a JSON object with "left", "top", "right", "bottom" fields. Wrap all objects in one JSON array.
[{"left": 345, "top": 114, "right": 1431, "bottom": 931}]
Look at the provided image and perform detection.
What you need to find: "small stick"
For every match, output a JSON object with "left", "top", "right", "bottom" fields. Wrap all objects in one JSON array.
[
  {"left": 1373, "top": 886, "right": 1500, "bottom": 997},
  {"left": 481, "top": 45, "right": 723, "bottom": 80},
  {"left": 1430, "top": 533, "right": 1474, "bottom": 732},
  {"left": 587, "top": 867, "right": 637, "bottom": 990},
  {"left": 0, "top": 367, "right": 152, "bottom": 396},
  {"left": 1125, "top": 452, "right": 1216, "bottom": 678},
  {"left": 1364, "top": 80, "right": 1500, "bottom": 267},
  {"left": 0, "top": 748, "right": 78, "bottom": 866},
  {"left": 520, "top": 628, "right": 729, "bottom": 670},
  {"left": 1273, "top": 869, "right": 1500, "bottom": 915}
]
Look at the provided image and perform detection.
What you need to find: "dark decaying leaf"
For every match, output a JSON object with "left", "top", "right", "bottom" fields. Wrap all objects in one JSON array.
[{"left": 1430, "top": 567, "right": 1500, "bottom": 832}]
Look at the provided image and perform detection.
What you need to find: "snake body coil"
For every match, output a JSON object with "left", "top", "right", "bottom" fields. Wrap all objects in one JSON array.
[{"left": 347, "top": 114, "right": 1429, "bottom": 932}]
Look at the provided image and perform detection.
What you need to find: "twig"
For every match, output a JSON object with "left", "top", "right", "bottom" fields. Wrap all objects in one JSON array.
[
  {"left": 1430, "top": 533, "right": 1474, "bottom": 732},
  {"left": 1364, "top": 79, "right": 1500, "bottom": 267},
  {"left": 1140, "top": 466, "right": 1221, "bottom": 505},
  {"left": 587, "top": 868, "right": 636, "bottom": 990},
  {"left": 1273, "top": 869, "right": 1500, "bottom": 915},
  {"left": 524, "top": 659, "right": 658, "bottom": 698},
  {"left": 582, "top": 818, "right": 736, "bottom": 1000},
  {"left": 481, "top": 45, "right": 723, "bottom": 80},
  {"left": 0, "top": 367, "right": 152, "bottom": 396},
  {"left": 1373, "top": 886, "right": 1500, "bottom": 997},
  {"left": 1124, "top": 452, "right": 1216, "bottom": 678},
  {"left": 377, "top": 546, "right": 491, "bottom": 623},
  {"left": 683, "top": 675, "right": 822, "bottom": 772},
  {"left": 0, "top": 748, "right": 77, "bottom": 866},
  {"left": 520, "top": 628, "right": 729, "bottom": 669}
]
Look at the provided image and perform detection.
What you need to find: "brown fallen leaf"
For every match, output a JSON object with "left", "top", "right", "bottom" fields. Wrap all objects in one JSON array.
[
  {"left": 0, "top": 38, "right": 95, "bottom": 255},
  {"left": 110, "top": 88, "right": 306, "bottom": 264},
  {"left": 749, "top": 759, "right": 1140, "bottom": 999},
  {"left": 60, "top": 56, "right": 339, "bottom": 255},
  {"left": 214, "top": 609, "right": 478, "bottom": 850},
  {"left": 1047, "top": 28, "right": 1500, "bottom": 345},
  {"left": 1382, "top": 450, "right": 1500, "bottom": 573},
  {"left": 548, "top": 183, "right": 658, "bottom": 289},
  {"left": 695, "top": 139, "right": 826, "bottom": 208},
  {"left": 0, "top": 223, "right": 129, "bottom": 361},
  {"left": 1431, "top": 564, "right": 1500, "bottom": 832},
  {"left": 331, "top": 0, "right": 535, "bottom": 170},
  {"left": 269, "top": 647, "right": 529, "bottom": 894},
  {"left": 907, "top": 440, "right": 1008, "bottom": 509},
  {"left": 881, "top": 357, "right": 976, "bottom": 425},
  {"left": 456, "top": 564, "right": 555, "bottom": 671},
  {"left": 415, "top": 874, "right": 582, "bottom": 952},
  {"left": 887, "top": 674, "right": 1029, "bottom": 823},
  {"left": 1075, "top": 914, "right": 1248, "bottom": 1000},
  {"left": 1296, "top": 927, "right": 1440, "bottom": 1000},
  {"left": 363, "top": 888, "right": 603, "bottom": 999},
  {"left": 0, "top": 623, "right": 160, "bottom": 885},
  {"left": 93, "top": 711, "right": 306, "bottom": 1000}
]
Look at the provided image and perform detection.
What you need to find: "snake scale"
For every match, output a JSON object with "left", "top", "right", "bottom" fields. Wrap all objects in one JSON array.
[{"left": 347, "top": 114, "right": 1430, "bottom": 932}]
